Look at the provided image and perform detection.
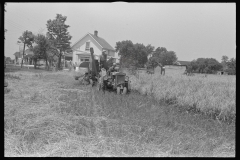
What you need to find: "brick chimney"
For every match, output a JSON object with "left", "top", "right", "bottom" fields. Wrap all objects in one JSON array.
[{"left": 94, "top": 30, "right": 98, "bottom": 37}]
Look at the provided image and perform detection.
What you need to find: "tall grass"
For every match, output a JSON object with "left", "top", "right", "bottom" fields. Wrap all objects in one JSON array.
[
  {"left": 127, "top": 67, "right": 236, "bottom": 123},
  {"left": 4, "top": 68, "right": 235, "bottom": 157}
]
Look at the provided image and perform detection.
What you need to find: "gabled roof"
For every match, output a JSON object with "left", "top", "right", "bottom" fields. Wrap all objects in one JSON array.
[
  {"left": 72, "top": 32, "right": 115, "bottom": 51},
  {"left": 177, "top": 61, "right": 191, "bottom": 66},
  {"left": 14, "top": 49, "right": 34, "bottom": 57},
  {"left": 25, "top": 49, "right": 34, "bottom": 55},
  {"left": 89, "top": 33, "right": 115, "bottom": 51},
  {"left": 14, "top": 52, "right": 22, "bottom": 57}
]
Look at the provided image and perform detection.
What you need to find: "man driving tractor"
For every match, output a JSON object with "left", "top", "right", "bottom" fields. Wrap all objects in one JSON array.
[{"left": 108, "top": 63, "right": 117, "bottom": 74}]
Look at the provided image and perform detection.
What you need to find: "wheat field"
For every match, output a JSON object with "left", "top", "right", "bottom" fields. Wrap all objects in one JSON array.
[
  {"left": 4, "top": 66, "right": 235, "bottom": 157},
  {"left": 128, "top": 67, "right": 236, "bottom": 123}
]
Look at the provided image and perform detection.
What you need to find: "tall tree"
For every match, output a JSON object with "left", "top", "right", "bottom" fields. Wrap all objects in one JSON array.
[
  {"left": 221, "top": 55, "right": 229, "bottom": 71},
  {"left": 226, "top": 57, "right": 236, "bottom": 75},
  {"left": 151, "top": 47, "right": 177, "bottom": 66},
  {"left": 33, "top": 34, "right": 54, "bottom": 70},
  {"left": 115, "top": 40, "right": 135, "bottom": 67},
  {"left": 205, "top": 58, "right": 222, "bottom": 73},
  {"left": 31, "top": 45, "right": 41, "bottom": 69},
  {"left": 188, "top": 58, "right": 222, "bottom": 74},
  {"left": 221, "top": 55, "right": 229, "bottom": 63},
  {"left": 145, "top": 44, "right": 155, "bottom": 56},
  {"left": 46, "top": 14, "right": 72, "bottom": 70},
  {"left": 115, "top": 41, "right": 150, "bottom": 68},
  {"left": 146, "top": 56, "right": 158, "bottom": 69},
  {"left": 132, "top": 43, "right": 148, "bottom": 68},
  {"left": 17, "top": 30, "right": 34, "bottom": 68}
]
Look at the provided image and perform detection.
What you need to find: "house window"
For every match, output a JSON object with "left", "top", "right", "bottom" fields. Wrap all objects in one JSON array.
[{"left": 85, "top": 42, "right": 90, "bottom": 51}]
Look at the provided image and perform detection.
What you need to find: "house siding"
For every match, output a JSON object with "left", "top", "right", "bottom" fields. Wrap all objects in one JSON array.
[
  {"left": 108, "top": 50, "right": 115, "bottom": 57},
  {"left": 72, "top": 34, "right": 117, "bottom": 65},
  {"left": 72, "top": 34, "right": 103, "bottom": 65}
]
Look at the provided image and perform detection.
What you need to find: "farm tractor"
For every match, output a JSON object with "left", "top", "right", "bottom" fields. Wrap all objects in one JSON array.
[
  {"left": 74, "top": 47, "right": 131, "bottom": 94},
  {"left": 99, "top": 70, "right": 131, "bottom": 94}
]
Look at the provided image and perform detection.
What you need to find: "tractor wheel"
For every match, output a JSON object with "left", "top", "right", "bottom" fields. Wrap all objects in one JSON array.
[
  {"left": 117, "top": 87, "right": 121, "bottom": 94},
  {"left": 122, "top": 87, "right": 127, "bottom": 95}
]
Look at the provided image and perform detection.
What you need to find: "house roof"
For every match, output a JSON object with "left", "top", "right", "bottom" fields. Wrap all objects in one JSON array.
[
  {"left": 25, "top": 49, "right": 34, "bottom": 55},
  {"left": 14, "top": 49, "right": 34, "bottom": 57},
  {"left": 89, "top": 33, "right": 115, "bottom": 51},
  {"left": 14, "top": 52, "right": 22, "bottom": 57},
  {"left": 72, "top": 32, "right": 115, "bottom": 51},
  {"left": 177, "top": 61, "right": 191, "bottom": 66}
]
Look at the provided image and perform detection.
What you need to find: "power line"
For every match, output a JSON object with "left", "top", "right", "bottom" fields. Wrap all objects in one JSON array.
[
  {"left": 6, "top": 19, "right": 41, "bottom": 34},
  {"left": 13, "top": 13, "right": 43, "bottom": 29},
  {"left": 5, "top": 19, "right": 28, "bottom": 30},
  {"left": 5, "top": 19, "right": 27, "bottom": 31},
  {"left": 6, "top": 22, "right": 40, "bottom": 37},
  {"left": 12, "top": 10, "right": 50, "bottom": 34},
  {"left": 12, "top": 10, "right": 47, "bottom": 30},
  {"left": 6, "top": 11, "right": 51, "bottom": 35},
  {"left": 19, "top": 9, "right": 47, "bottom": 27},
  {"left": 6, "top": 17, "right": 45, "bottom": 33},
  {"left": 5, "top": 22, "right": 25, "bottom": 31}
]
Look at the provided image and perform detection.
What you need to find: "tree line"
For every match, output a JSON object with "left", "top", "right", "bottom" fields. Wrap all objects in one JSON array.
[
  {"left": 15, "top": 13, "right": 235, "bottom": 75},
  {"left": 17, "top": 14, "right": 72, "bottom": 71},
  {"left": 187, "top": 56, "right": 236, "bottom": 75},
  {"left": 115, "top": 40, "right": 178, "bottom": 69},
  {"left": 115, "top": 40, "right": 235, "bottom": 75}
]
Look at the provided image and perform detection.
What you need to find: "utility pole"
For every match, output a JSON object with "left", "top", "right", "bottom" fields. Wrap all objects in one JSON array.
[{"left": 17, "top": 42, "right": 23, "bottom": 65}]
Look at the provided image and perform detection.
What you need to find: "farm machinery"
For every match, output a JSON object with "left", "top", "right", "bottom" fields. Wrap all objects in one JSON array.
[
  {"left": 99, "top": 70, "right": 131, "bottom": 94},
  {"left": 146, "top": 66, "right": 154, "bottom": 74},
  {"left": 74, "top": 48, "right": 100, "bottom": 86},
  {"left": 74, "top": 47, "right": 131, "bottom": 94}
]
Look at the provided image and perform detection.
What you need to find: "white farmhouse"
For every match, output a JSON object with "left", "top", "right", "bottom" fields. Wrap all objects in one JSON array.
[{"left": 71, "top": 31, "right": 119, "bottom": 65}]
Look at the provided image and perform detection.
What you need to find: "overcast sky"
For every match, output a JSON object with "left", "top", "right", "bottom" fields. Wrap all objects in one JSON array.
[{"left": 5, "top": 2, "right": 236, "bottom": 61}]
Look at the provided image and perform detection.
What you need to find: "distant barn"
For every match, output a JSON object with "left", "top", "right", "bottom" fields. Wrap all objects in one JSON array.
[{"left": 165, "top": 61, "right": 191, "bottom": 70}]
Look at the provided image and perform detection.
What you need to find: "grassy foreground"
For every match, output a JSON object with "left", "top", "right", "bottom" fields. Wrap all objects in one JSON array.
[{"left": 4, "top": 67, "right": 235, "bottom": 157}]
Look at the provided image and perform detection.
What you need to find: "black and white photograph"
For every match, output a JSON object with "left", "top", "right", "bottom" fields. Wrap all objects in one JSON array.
[{"left": 4, "top": 2, "right": 235, "bottom": 157}]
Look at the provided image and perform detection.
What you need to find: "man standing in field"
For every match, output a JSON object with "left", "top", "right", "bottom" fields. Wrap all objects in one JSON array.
[{"left": 161, "top": 66, "right": 165, "bottom": 75}]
